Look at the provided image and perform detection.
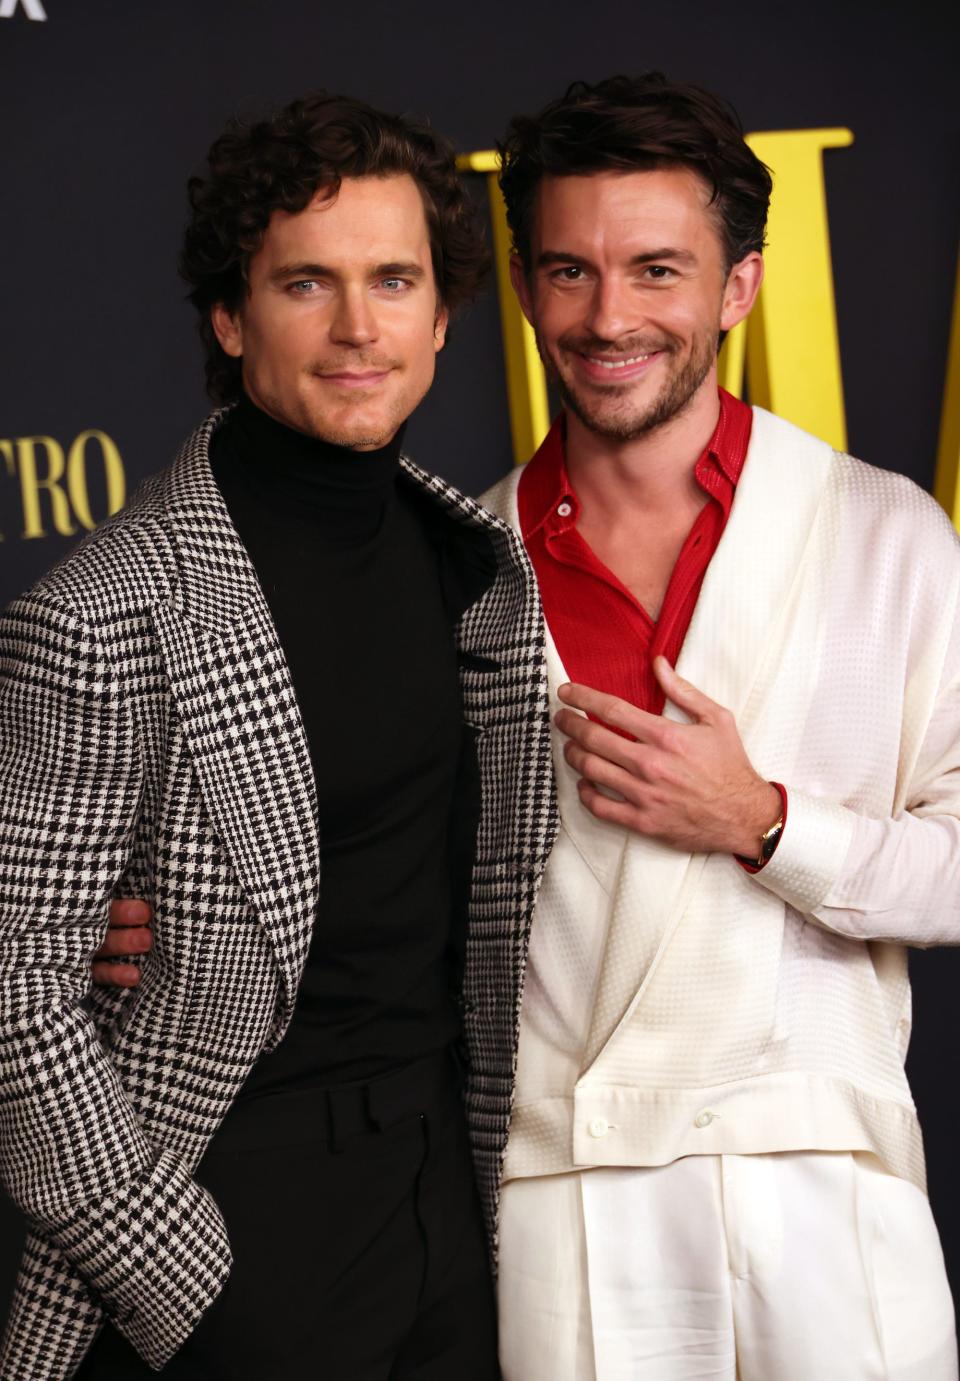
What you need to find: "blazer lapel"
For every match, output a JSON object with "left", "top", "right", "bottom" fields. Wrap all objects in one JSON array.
[
  {"left": 671, "top": 407, "right": 835, "bottom": 732},
  {"left": 401, "top": 453, "right": 554, "bottom": 734},
  {"left": 152, "top": 416, "right": 320, "bottom": 1024},
  {"left": 584, "top": 409, "right": 836, "bottom": 1066}
]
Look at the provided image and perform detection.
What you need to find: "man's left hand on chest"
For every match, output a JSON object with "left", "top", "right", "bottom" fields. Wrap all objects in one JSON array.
[{"left": 555, "top": 655, "right": 782, "bottom": 857}]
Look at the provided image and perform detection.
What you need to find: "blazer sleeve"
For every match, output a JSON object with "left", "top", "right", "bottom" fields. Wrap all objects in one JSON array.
[
  {"left": 0, "top": 593, "right": 231, "bottom": 1371},
  {"left": 753, "top": 667, "right": 960, "bottom": 949}
]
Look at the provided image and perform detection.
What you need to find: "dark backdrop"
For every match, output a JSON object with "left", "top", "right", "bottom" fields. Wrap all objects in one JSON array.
[{"left": 2, "top": 0, "right": 959, "bottom": 1336}]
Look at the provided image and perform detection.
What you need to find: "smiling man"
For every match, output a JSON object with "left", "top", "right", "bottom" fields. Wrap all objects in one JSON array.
[
  {"left": 20, "top": 75, "right": 960, "bottom": 1381},
  {"left": 479, "top": 74, "right": 960, "bottom": 1380},
  {"left": 0, "top": 93, "right": 555, "bottom": 1380}
]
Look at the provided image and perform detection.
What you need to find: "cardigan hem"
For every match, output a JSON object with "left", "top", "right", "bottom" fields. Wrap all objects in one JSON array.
[{"left": 502, "top": 1071, "right": 924, "bottom": 1194}]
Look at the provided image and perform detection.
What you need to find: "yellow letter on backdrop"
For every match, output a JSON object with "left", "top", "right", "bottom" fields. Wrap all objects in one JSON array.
[
  {"left": 934, "top": 247, "right": 960, "bottom": 529},
  {"left": 67, "top": 430, "right": 126, "bottom": 531},
  {"left": 743, "top": 128, "right": 853, "bottom": 452},
  {"left": 13, "top": 436, "right": 76, "bottom": 539},
  {"left": 457, "top": 150, "right": 550, "bottom": 466}
]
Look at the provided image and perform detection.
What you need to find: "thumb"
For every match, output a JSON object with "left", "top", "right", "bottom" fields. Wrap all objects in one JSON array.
[{"left": 652, "top": 656, "right": 717, "bottom": 721}]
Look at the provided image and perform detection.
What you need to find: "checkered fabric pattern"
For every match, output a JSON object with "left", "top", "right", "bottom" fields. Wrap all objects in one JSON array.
[{"left": 0, "top": 414, "right": 558, "bottom": 1379}]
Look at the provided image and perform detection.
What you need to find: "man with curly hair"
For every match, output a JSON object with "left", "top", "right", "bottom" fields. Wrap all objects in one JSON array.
[{"left": 0, "top": 93, "right": 555, "bottom": 1380}]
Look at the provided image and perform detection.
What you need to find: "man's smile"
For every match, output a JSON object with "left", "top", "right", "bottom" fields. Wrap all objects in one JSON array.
[
  {"left": 573, "top": 349, "right": 663, "bottom": 384},
  {"left": 314, "top": 367, "right": 395, "bottom": 389}
]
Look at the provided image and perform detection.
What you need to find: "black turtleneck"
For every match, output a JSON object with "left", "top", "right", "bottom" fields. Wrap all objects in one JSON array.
[{"left": 210, "top": 394, "right": 495, "bottom": 1092}]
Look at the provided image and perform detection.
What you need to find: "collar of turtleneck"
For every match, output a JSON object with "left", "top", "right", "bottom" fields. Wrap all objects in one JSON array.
[{"left": 211, "top": 392, "right": 406, "bottom": 543}]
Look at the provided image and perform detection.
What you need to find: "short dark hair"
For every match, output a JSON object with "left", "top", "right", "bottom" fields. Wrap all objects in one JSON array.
[
  {"left": 498, "top": 73, "right": 772, "bottom": 273},
  {"left": 180, "top": 92, "right": 490, "bottom": 403}
]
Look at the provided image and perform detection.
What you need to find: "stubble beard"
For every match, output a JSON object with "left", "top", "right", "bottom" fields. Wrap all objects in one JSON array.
[{"left": 550, "top": 325, "right": 719, "bottom": 443}]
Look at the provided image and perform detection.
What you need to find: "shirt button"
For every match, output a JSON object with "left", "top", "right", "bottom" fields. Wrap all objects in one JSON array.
[
  {"left": 693, "top": 1110, "right": 716, "bottom": 1129},
  {"left": 557, "top": 501, "right": 573, "bottom": 518},
  {"left": 588, "top": 1117, "right": 609, "bottom": 1138}
]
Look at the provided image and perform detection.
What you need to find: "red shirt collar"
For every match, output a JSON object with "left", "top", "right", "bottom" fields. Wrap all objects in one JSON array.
[{"left": 519, "top": 388, "right": 752, "bottom": 543}]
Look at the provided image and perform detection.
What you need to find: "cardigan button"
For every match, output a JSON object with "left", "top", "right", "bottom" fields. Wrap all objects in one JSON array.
[
  {"left": 587, "top": 1117, "right": 609, "bottom": 1138},
  {"left": 693, "top": 1110, "right": 716, "bottom": 1129}
]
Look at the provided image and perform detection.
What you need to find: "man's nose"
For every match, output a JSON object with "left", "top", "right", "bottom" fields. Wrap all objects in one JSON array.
[
  {"left": 330, "top": 286, "right": 379, "bottom": 345},
  {"left": 582, "top": 277, "right": 636, "bottom": 344}
]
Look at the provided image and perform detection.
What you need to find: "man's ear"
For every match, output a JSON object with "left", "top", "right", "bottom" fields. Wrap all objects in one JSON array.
[
  {"left": 720, "top": 252, "right": 764, "bottom": 332},
  {"left": 508, "top": 254, "right": 535, "bottom": 327},
  {"left": 210, "top": 301, "right": 243, "bottom": 358},
  {"left": 434, "top": 304, "right": 449, "bottom": 353}
]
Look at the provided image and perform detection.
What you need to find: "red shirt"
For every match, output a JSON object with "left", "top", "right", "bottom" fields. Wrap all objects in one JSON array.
[{"left": 518, "top": 388, "right": 753, "bottom": 714}]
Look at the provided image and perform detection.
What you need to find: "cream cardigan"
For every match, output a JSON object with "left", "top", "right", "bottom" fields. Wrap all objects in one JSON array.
[{"left": 480, "top": 407, "right": 960, "bottom": 1194}]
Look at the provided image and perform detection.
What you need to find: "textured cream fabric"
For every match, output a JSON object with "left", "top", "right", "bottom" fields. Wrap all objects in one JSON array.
[
  {"left": 497, "top": 1154, "right": 958, "bottom": 1380},
  {"left": 481, "top": 408, "right": 960, "bottom": 1193}
]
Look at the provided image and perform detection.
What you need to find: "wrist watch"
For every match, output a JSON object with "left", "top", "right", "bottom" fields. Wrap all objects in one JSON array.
[
  {"left": 755, "top": 807, "right": 784, "bottom": 866},
  {"left": 735, "top": 783, "right": 786, "bottom": 869}
]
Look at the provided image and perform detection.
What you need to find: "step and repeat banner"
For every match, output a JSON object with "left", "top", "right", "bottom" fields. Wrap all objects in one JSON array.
[{"left": 2, "top": 0, "right": 959, "bottom": 1330}]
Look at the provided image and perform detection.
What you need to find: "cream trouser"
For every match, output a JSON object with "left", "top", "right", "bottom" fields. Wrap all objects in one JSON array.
[{"left": 497, "top": 1152, "right": 958, "bottom": 1381}]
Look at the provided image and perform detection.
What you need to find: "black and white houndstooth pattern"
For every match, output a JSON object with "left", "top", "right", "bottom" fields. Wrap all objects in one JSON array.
[{"left": 0, "top": 412, "right": 557, "bottom": 1379}]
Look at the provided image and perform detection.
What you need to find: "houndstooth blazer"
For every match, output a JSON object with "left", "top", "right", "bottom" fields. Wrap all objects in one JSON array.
[{"left": 0, "top": 412, "right": 558, "bottom": 1380}]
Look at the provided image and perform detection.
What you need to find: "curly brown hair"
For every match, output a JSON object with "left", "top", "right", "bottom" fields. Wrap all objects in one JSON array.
[
  {"left": 180, "top": 92, "right": 490, "bottom": 403},
  {"left": 498, "top": 73, "right": 772, "bottom": 274}
]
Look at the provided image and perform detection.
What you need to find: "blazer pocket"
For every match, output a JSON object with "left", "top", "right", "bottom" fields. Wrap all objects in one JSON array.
[{"left": 457, "top": 650, "right": 501, "bottom": 673}]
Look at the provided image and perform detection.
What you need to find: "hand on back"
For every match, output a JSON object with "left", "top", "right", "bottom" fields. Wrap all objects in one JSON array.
[{"left": 92, "top": 897, "right": 154, "bottom": 987}]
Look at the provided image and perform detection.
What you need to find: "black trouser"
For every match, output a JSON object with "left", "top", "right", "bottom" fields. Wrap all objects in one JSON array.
[{"left": 77, "top": 1050, "right": 499, "bottom": 1379}]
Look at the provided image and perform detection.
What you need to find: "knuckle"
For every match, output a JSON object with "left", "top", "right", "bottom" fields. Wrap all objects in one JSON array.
[
  {"left": 639, "top": 749, "right": 668, "bottom": 782},
  {"left": 629, "top": 804, "right": 653, "bottom": 833},
  {"left": 626, "top": 744, "right": 646, "bottom": 774},
  {"left": 573, "top": 721, "right": 594, "bottom": 748},
  {"left": 582, "top": 752, "right": 605, "bottom": 781},
  {"left": 657, "top": 756, "right": 682, "bottom": 785},
  {"left": 657, "top": 724, "right": 679, "bottom": 752}
]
